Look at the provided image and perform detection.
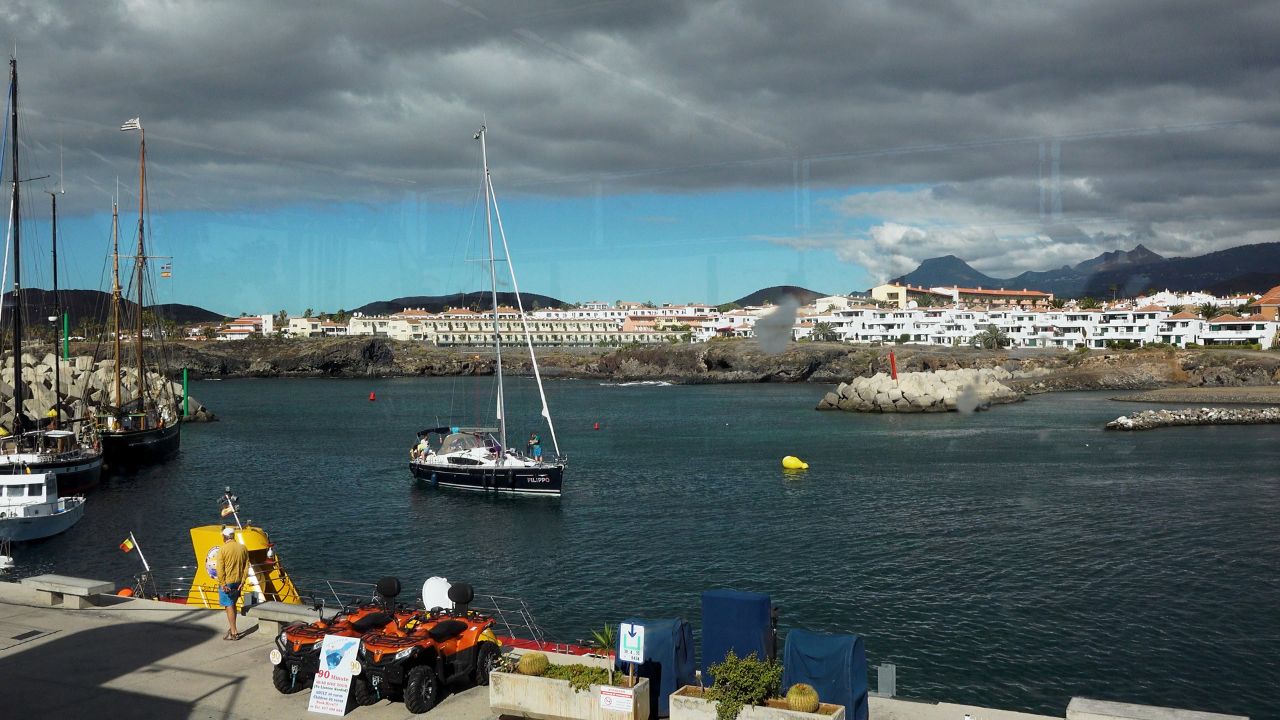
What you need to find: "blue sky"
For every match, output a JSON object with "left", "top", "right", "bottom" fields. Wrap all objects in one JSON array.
[{"left": 22, "top": 185, "right": 871, "bottom": 316}]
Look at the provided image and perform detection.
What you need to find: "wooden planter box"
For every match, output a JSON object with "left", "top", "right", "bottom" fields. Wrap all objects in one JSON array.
[
  {"left": 490, "top": 670, "right": 650, "bottom": 720},
  {"left": 670, "top": 686, "right": 845, "bottom": 720}
]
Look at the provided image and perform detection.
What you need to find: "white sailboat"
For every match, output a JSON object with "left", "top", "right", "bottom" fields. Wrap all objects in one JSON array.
[{"left": 408, "top": 126, "right": 565, "bottom": 497}]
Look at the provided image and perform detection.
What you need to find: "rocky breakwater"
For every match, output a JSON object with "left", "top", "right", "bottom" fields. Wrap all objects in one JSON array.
[
  {"left": 0, "top": 352, "right": 214, "bottom": 427},
  {"left": 1105, "top": 406, "right": 1280, "bottom": 431},
  {"left": 816, "top": 367, "right": 1022, "bottom": 413}
]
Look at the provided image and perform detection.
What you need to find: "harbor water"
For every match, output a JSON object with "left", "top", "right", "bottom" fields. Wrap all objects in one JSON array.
[{"left": 11, "top": 377, "right": 1280, "bottom": 718}]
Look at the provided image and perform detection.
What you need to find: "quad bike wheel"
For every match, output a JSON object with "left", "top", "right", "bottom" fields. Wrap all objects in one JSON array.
[
  {"left": 404, "top": 665, "right": 441, "bottom": 714},
  {"left": 271, "top": 664, "right": 310, "bottom": 694},
  {"left": 351, "top": 675, "right": 378, "bottom": 706},
  {"left": 475, "top": 641, "right": 500, "bottom": 686}
]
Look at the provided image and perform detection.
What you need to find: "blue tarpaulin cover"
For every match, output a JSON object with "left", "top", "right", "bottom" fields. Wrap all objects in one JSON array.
[
  {"left": 616, "top": 618, "right": 696, "bottom": 719},
  {"left": 700, "top": 589, "right": 773, "bottom": 681},
  {"left": 781, "top": 629, "right": 868, "bottom": 720}
]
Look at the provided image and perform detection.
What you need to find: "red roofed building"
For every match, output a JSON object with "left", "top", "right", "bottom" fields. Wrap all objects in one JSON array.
[{"left": 1247, "top": 284, "right": 1280, "bottom": 321}]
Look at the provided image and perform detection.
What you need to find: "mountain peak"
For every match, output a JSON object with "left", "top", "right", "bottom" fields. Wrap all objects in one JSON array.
[{"left": 893, "top": 255, "right": 997, "bottom": 288}]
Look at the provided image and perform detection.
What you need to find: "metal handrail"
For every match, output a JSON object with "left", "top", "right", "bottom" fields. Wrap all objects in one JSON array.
[
  {"left": 470, "top": 592, "right": 549, "bottom": 647},
  {"left": 131, "top": 569, "right": 558, "bottom": 647}
]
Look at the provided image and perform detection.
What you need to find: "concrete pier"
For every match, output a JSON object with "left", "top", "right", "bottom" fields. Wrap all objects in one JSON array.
[
  {"left": 0, "top": 580, "right": 1249, "bottom": 720},
  {"left": 0, "top": 581, "right": 493, "bottom": 719}
]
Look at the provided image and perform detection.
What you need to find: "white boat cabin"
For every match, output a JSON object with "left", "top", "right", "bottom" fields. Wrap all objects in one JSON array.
[{"left": 0, "top": 473, "right": 58, "bottom": 519}]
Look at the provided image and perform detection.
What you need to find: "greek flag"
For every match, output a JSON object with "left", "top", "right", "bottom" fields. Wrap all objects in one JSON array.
[{"left": 120, "top": 117, "right": 141, "bottom": 131}]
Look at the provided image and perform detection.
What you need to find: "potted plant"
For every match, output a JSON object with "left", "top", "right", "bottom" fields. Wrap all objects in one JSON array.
[
  {"left": 490, "top": 650, "right": 650, "bottom": 720},
  {"left": 670, "top": 651, "right": 845, "bottom": 720}
]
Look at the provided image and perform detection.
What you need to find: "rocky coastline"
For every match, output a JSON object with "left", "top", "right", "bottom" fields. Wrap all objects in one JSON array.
[
  {"left": 134, "top": 337, "right": 1280, "bottom": 387},
  {"left": 1105, "top": 406, "right": 1280, "bottom": 431}
]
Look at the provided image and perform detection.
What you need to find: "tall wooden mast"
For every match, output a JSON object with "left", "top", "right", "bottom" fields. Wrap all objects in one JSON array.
[
  {"left": 111, "top": 202, "right": 122, "bottom": 409},
  {"left": 134, "top": 126, "right": 146, "bottom": 421}
]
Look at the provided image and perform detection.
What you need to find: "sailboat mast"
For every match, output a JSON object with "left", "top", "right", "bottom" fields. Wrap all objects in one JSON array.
[
  {"left": 477, "top": 125, "right": 506, "bottom": 454},
  {"left": 111, "top": 203, "right": 122, "bottom": 409},
  {"left": 50, "top": 193, "right": 60, "bottom": 430},
  {"left": 8, "top": 57, "right": 25, "bottom": 435},
  {"left": 134, "top": 127, "right": 146, "bottom": 419}
]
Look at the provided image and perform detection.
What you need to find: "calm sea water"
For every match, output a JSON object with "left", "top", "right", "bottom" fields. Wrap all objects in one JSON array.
[{"left": 11, "top": 377, "right": 1280, "bottom": 717}]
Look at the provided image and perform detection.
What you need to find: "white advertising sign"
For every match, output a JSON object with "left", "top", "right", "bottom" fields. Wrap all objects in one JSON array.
[
  {"left": 619, "top": 622, "right": 644, "bottom": 664},
  {"left": 306, "top": 634, "right": 360, "bottom": 716},
  {"left": 599, "top": 685, "right": 635, "bottom": 712}
]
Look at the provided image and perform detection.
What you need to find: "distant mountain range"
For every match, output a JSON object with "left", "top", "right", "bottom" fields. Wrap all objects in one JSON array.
[
  {"left": 0, "top": 284, "right": 833, "bottom": 333},
  {"left": 357, "top": 287, "right": 830, "bottom": 315},
  {"left": 1, "top": 289, "right": 225, "bottom": 331},
  {"left": 353, "top": 292, "right": 570, "bottom": 316},
  {"left": 892, "top": 242, "right": 1280, "bottom": 298}
]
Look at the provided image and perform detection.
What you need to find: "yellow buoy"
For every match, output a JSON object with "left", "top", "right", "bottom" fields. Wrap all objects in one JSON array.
[{"left": 782, "top": 456, "right": 809, "bottom": 470}]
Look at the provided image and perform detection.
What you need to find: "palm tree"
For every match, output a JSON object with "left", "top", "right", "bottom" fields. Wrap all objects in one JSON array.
[
  {"left": 971, "top": 324, "right": 1010, "bottom": 349},
  {"left": 1168, "top": 304, "right": 1185, "bottom": 315},
  {"left": 1049, "top": 298, "right": 1067, "bottom": 309},
  {"left": 1197, "top": 302, "right": 1220, "bottom": 319},
  {"left": 1078, "top": 296, "right": 1100, "bottom": 309},
  {"left": 810, "top": 321, "right": 839, "bottom": 342}
]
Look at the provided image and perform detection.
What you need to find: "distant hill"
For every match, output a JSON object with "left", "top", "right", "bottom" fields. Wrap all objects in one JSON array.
[
  {"left": 353, "top": 292, "right": 569, "bottom": 316},
  {"left": 150, "top": 303, "right": 227, "bottom": 324},
  {"left": 0, "top": 289, "right": 224, "bottom": 331},
  {"left": 728, "top": 285, "right": 826, "bottom": 307},
  {"left": 892, "top": 256, "right": 999, "bottom": 289},
  {"left": 892, "top": 242, "right": 1280, "bottom": 298}
]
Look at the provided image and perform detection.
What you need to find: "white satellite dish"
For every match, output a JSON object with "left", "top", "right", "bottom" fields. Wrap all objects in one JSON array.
[{"left": 422, "top": 576, "right": 453, "bottom": 610}]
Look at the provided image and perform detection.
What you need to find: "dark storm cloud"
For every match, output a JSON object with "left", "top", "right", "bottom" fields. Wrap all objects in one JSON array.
[{"left": 3, "top": 0, "right": 1277, "bottom": 272}]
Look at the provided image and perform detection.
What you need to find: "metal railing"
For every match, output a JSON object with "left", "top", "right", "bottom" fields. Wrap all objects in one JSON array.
[
  {"left": 469, "top": 592, "right": 551, "bottom": 648},
  {"left": 132, "top": 569, "right": 561, "bottom": 648}
]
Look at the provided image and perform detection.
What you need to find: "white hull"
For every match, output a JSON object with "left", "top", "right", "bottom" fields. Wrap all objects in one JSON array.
[{"left": 0, "top": 496, "right": 85, "bottom": 542}]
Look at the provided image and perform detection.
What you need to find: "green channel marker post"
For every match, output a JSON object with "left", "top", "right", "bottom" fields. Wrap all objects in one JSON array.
[
  {"left": 183, "top": 367, "right": 189, "bottom": 418},
  {"left": 62, "top": 314, "right": 69, "bottom": 359}
]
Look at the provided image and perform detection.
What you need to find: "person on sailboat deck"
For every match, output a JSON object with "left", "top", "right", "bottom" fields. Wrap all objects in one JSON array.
[{"left": 527, "top": 432, "right": 542, "bottom": 462}]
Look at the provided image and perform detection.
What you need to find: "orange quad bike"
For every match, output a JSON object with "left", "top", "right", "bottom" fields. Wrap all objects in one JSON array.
[
  {"left": 268, "top": 577, "right": 415, "bottom": 697},
  {"left": 353, "top": 582, "right": 501, "bottom": 713}
]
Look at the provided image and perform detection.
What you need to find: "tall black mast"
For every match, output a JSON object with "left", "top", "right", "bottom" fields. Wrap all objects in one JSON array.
[{"left": 8, "top": 57, "right": 24, "bottom": 435}]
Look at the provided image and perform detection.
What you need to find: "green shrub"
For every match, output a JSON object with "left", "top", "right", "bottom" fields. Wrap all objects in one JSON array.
[
  {"left": 705, "top": 651, "right": 783, "bottom": 720},
  {"left": 542, "top": 663, "right": 613, "bottom": 693}
]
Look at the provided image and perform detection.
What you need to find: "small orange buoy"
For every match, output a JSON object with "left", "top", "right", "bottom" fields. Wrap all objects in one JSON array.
[
  {"left": 369, "top": 392, "right": 376, "bottom": 401},
  {"left": 117, "top": 587, "right": 135, "bottom": 597}
]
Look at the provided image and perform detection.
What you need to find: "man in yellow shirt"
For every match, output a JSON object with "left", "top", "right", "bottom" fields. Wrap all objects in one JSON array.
[{"left": 215, "top": 526, "right": 250, "bottom": 640}]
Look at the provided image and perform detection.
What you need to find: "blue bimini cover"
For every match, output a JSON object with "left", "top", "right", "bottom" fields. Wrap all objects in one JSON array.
[
  {"left": 616, "top": 618, "right": 696, "bottom": 719},
  {"left": 781, "top": 629, "right": 868, "bottom": 720},
  {"left": 701, "top": 589, "right": 773, "bottom": 681}
]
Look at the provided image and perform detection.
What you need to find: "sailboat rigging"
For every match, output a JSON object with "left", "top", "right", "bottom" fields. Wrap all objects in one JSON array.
[
  {"left": 0, "top": 56, "right": 103, "bottom": 495},
  {"left": 95, "top": 117, "right": 180, "bottom": 467},
  {"left": 407, "top": 126, "right": 565, "bottom": 497}
]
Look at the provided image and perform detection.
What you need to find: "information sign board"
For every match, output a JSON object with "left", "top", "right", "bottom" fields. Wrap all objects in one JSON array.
[
  {"left": 619, "top": 622, "right": 644, "bottom": 664},
  {"left": 307, "top": 634, "right": 360, "bottom": 715}
]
